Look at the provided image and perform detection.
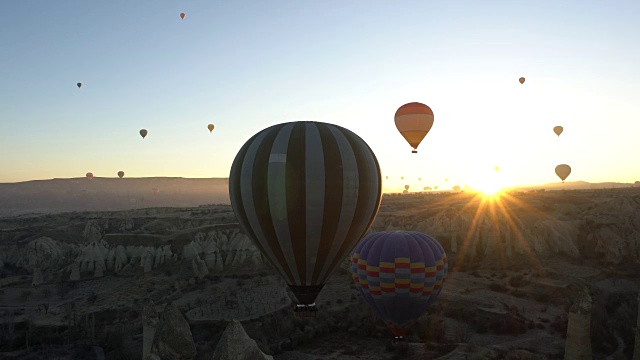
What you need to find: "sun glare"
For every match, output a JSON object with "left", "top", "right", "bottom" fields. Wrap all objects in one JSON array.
[
  {"left": 474, "top": 177, "right": 502, "bottom": 196},
  {"left": 481, "top": 184, "right": 501, "bottom": 196}
]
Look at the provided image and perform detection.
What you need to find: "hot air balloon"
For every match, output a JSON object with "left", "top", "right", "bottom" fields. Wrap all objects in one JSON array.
[
  {"left": 351, "top": 231, "right": 447, "bottom": 342},
  {"left": 118, "top": 171, "right": 124, "bottom": 179},
  {"left": 423, "top": 186, "right": 428, "bottom": 191},
  {"left": 77, "top": 83, "right": 82, "bottom": 88},
  {"left": 553, "top": 126, "right": 563, "bottom": 137},
  {"left": 86, "top": 172, "right": 93, "bottom": 180},
  {"left": 434, "top": 186, "right": 439, "bottom": 190},
  {"left": 519, "top": 77, "right": 525, "bottom": 84},
  {"left": 140, "top": 129, "right": 147, "bottom": 139},
  {"left": 229, "top": 121, "right": 382, "bottom": 315},
  {"left": 404, "top": 185, "right": 409, "bottom": 190},
  {"left": 395, "top": 102, "right": 434, "bottom": 154},
  {"left": 401, "top": 176, "right": 404, "bottom": 180},
  {"left": 555, "top": 164, "right": 571, "bottom": 183},
  {"left": 180, "top": 13, "right": 185, "bottom": 19},
  {"left": 444, "top": 178, "right": 448, "bottom": 182},
  {"left": 452, "top": 185, "right": 460, "bottom": 192},
  {"left": 208, "top": 124, "right": 215, "bottom": 133},
  {"left": 418, "top": 177, "right": 422, "bottom": 181},
  {"left": 494, "top": 166, "right": 500, "bottom": 172},
  {"left": 385, "top": 176, "right": 388, "bottom": 180}
]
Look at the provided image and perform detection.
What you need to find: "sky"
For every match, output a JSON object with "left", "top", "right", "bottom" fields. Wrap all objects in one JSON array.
[{"left": 2, "top": 1, "right": 640, "bottom": 192}]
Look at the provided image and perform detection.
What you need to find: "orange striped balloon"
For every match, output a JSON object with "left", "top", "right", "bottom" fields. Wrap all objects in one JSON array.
[{"left": 394, "top": 102, "right": 434, "bottom": 154}]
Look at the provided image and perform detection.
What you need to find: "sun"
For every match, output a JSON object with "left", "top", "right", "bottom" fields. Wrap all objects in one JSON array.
[
  {"left": 474, "top": 177, "right": 502, "bottom": 196},
  {"left": 481, "top": 183, "right": 500, "bottom": 196}
]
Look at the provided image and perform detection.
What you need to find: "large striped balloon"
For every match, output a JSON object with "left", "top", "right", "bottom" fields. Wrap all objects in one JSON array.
[
  {"left": 229, "top": 121, "right": 382, "bottom": 305},
  {"left": 394, "top": 102, "right": 434, "bottom": 154},
  {"left": 351, "top": 231, "right": 447, "bottom": 337}
]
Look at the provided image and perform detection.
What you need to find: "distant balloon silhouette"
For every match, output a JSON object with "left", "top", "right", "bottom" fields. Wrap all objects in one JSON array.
[
  {"left": 519, "top": 77, "right": 525, "bottom": 84},
  {"left": 118, "top": 171, "right": 124, "bottom": 179},
  {"left": 401, "top": 176, "right": 404, "bottom": 180},
  {"left": 555, "top": 164, "right": 571, "bottom": 183},
  {"left": 208, "top": 124, "right": 215, "bottom": 133},
  {"left": 404, "top": 185, "right": 409, "bottom": 190},
  {"left": 418, "top": 177, "right": 422, "bottom": 181},
  {"left": 385, "top": 176, "right": 388, "bottom": 180},
  {"left": 229, "top": 121, "right": 382, "bottom": 315},
  {"left": 423, "top": 186, "right": 428, "bottom": 191},
  {"left": 434, "top": 186, "right": 439, "bottom": 190},
  {"left": 351, "top": 231, "right": 447, "bottom": 341},
  {"left": 452, "top": 185, "right": 460, "bottom": 192},
  {"left": 140, "top": 129, "right": 147, "bottom": 139},
  {"left": 86, "top": 172, "right": 93, "bottom": 180},
  {"left": 180, "top": 13, "right": 185, "bottom": 19},
  {"left": 494, "top": 166, "right": 500, "bottom": 172},
  {"left": 77, "top": 83, "right": 82, "bottom": 88},
  {"left": 444, "top": 178, "right": 448, "bottom": 182},
  {"left": 395, "top": 102, "right": 434, "bottom": 154},
  {"left": 553, "top": 126, "right": 563, "bottom": 137}
]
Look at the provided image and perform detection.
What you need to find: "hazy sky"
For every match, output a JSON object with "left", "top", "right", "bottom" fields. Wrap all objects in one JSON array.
[{"left": 2, "top": 1, "right": 640, "bottom": 192}]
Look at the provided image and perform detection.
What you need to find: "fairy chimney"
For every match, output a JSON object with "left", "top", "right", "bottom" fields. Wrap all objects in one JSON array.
[{"left": 564, "top": 287, "right": 592, "bottom": 360}]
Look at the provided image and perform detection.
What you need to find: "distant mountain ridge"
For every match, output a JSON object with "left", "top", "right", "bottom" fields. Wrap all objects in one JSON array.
[
  {"left": 0, "top": 177, "right": 638, "bottom": 217},
  {"left": 506, "top": 180, "right": 638, "bottom": 191},
  {"left": 0, "top": 177, "right": 230, "bottom": 217}
]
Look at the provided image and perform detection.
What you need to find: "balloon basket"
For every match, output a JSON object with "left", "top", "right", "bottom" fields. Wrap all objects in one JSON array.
[
  {"left": 294, "top": 303, "right": 318, "bottom": 317},
  {"left": 411, "top": 150, "right": 417, "bottom": 154}
]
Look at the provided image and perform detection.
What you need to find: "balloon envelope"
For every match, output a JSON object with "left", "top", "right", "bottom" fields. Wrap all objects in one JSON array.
[
  {"left": 404, "top": 185, "right": 409, "bottom": 190},
  {"left": 229, "top": 121, "right": 382, "bottom": 306},
  {"left": 208, "top": 124, "right": 215, "bottom": 132},
  {"left": 77, "top": 82, "right": 82, "bottom": 88},
  {"left": 180, "top": 13, "right": 185, "bottom": 19},
  {"left": 418, "top": 177, "right": 422, "bottom": 181},
  {"left": 519, "top": 77, "right": 525, "bottom": 84},
  {"left": 117, "top": 171, "right": 124, "bottom": 178},
  {"left": 86, "top": 172, "right": 93, "bottom": 180},
  {"left": 140, "top": 129, "right": 147, "bottom": 139},
  {"left": 555, "top": 164, "right": 571, "bottom": 182},
  {"left": 351, "top": 231, "right": 447, "bottom": 337},
  {"left": 494, "top": 166, "right": 500, "bottom": 172},
  {"left": 394, "top": 102, "right": 434, "bottom": 153},
  {"left": 401, "top": 176, "right": 404, "bottom": 180},
  {"left": 553, "top": 126, "right": 563, "bottom": 137}
]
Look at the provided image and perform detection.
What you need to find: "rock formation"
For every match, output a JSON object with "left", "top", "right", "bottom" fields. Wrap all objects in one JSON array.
[
  {"left": 69, "top": 261, "right": 80, "bottom": 281},
  {"left": 634, "top": 292, "right": 640, "bottom": 360},
  {"left": 82, "top": 220, "right": 104, "bottom": 243},
  {"left": 151, "top": 302, "right": 196, "bottom": 360},
  {"left": 564, "top": 287, "right": 592, "bottom": 360},
  {"left": 17, "top": 237, "right": 70, "bottom": 272},
  {"left": 211, "top": 320, "right": 273, "bottom": 360},
  {"left": 143, "top": 300, "right": 159, "bottom": 360},
  {"left": 77, "top": 240, "right": 109, "bottom": 275},
  {"left": 31, "top": 267, "right": 43, "bottom": 286}
]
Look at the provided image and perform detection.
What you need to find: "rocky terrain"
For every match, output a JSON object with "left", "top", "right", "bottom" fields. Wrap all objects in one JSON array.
[{"left": 0, "top": 188, "right": 639, "bottom": 359}]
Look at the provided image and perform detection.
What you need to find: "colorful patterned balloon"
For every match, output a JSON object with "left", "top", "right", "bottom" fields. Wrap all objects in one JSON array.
[{"left": 351, "top": 231, "right": 447, "bottom": 337}]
